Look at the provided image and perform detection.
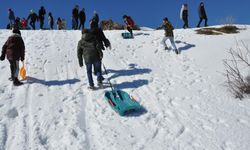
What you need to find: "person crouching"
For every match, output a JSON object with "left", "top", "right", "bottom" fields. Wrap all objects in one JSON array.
[
  {"left": 77, "top": 29, "right": 103, "bottom": 89},
  {"left": 1, "top": 28, "right": 25, "bottom": 86}
]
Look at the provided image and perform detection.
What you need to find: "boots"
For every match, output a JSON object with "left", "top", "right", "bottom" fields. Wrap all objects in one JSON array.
[{"left": 13, "top": 77, "right": 23, "bottom": 86}]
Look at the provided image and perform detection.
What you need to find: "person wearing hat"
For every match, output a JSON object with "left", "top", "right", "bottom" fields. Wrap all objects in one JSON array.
[
  {"left": 197, "top": 2, "right": 208, "bottom": 27},
  {"left": 77, "top": 29, "right": 103, "bottom": 89},
  {"left": 161, "top": 17, "right": 179, "bottom": 54},
  {"left": 0, "top": 28, "right": 25, "bottom": 86},
  {"left": 78, "top": 8, "right": 86, "bottom": 29},
  {"left": 90, "top": 10, "right": 99, "bottom": 29},
  {"left": 122, "top": 15, "right": 135, "bottom": 37},
  {"left": 27, "top": 9, "right": 38, "bottom": 30}
]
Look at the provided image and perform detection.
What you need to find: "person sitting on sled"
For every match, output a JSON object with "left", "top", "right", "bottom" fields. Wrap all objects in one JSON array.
[
  {"left": 123, "top": 15, "right": 135, "bottom": 38},
  {"left": 0, "top": 28, "right": 25, "bottom": 86},
  {"left": 77, "top": 29, "right": 103, "bottom": 89}
]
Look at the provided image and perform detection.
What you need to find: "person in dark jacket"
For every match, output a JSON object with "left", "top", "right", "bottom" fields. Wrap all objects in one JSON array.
[
  {"left": 72, "top": 5, "right": 79, "bottom": 30},
  {"left": 8, "top": 9, "right": 15, "bottom": 28},
  {"left": 77, "top": 29, "right": 103, "bottom": 89},
  {"left": 14, "top": 17, "right": 22, "bottom": 30},
  {"left": 123, "top": 15, "right": 135, "bottom": 37},
  {"left": 180, "top": 4, "right": 189, "bottom": 29},
  {"left": 0, "top": 29, "right": 25, "bottom": 86},
  {"left": 90, "top": 11, "right": 99, "bottom": 29},
  {"left": 79, "top": 8, "right": 86, "bottom": 29},
  {"left": 27, "top": 10, "right": 38, "bottom": 30},
  {"left": 197, "top": 2, "right": 208, "bottom": 27},
  {"left": 48, "top": 12, "right": 54, "bottom": 30},
  {"left": 161, "top": 17, "right": 179, "bottom": 54},
  {"left": 38, "top": 6, "right": 46, "bottom": 29}
]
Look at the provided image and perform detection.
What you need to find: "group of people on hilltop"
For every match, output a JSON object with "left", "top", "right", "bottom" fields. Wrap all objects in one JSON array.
[
  {"left": 71, "top": 5, "right": 86, "bottom": 30},
  {"left": 180, "top": 2, "right": 208, "bottom": 29}
]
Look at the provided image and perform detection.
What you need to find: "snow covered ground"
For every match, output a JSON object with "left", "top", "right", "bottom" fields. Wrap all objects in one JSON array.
[{"left": 0, "top": 25, "right": 250, "bottom": 150}]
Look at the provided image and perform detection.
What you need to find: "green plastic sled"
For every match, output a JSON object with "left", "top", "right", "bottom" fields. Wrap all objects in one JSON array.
[
  {"left": 104, "top": 90, "right": 141, "bottom": 116},
  {"left": 121, "top": 32, "right": 134, "bottom": 39}
]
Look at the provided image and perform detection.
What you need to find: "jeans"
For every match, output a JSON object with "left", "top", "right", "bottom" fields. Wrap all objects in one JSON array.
[
  {"left": 161, "top": 36, "right": 177, "bottom": 50},
  {"left": 8, "top": 60, "right": 19, "bottom": 79},
  {"left": 197, "top": 18, "right": 208, "bottom": 27},
  {"left": 86, "top": 61, "right": 102, "bottom": 86}
]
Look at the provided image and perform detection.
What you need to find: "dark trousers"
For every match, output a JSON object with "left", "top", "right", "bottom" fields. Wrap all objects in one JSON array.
[
  {"left": 86, "top": 61, "right": 102, "bottom": 86},
  {"left": 72, "top": 18, "right": 78, "bottom": 30},
  {"left": 197, "top": 18, "right": 208, "bottom": 27},
  {"left": 30, "top": 21, "right": 36, "bottom": 30},
  {"left": 8, "top": 60, "right": 19, "bottom": 79},
  {"left": 79, "top": 21, "right": 85, "bottom": 29},
  {"left": 127, "top": 26, "right": 133, "bottom": 36},
  {"left": 39, "top": 18, "right": 44, "bottom": 29},
  {"left": 183, "top": 19, "right": 189, "bottom": 29}
]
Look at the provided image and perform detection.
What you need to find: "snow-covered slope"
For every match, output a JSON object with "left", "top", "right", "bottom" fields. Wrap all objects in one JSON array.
[{"left": 0, "top": 26, "right": 250, "bottom": 150}]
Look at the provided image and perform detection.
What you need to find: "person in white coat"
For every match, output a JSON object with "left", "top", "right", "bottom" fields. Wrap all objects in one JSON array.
[{"left": 180, "top": 4, "right": 189, "bottom": 29}]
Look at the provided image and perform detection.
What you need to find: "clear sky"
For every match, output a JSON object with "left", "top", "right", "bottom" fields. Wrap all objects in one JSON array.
[{"left": 0, "top": 0, "right": 249, "bottom": 29}]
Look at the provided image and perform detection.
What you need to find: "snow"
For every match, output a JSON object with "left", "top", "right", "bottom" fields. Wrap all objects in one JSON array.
[{"left": 0, "top": 25, "right": 250, "bottom": 150}]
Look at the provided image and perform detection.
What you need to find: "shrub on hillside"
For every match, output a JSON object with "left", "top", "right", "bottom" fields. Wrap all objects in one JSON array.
[
  {"left": 223, "top": 42, "right": 250, "bottom": 99},
  {"left": 196, "top": 25, "right": 240, "bottom": 35},
  {"left": 100, "top": 19, "right": 140, "bottom": 30}
]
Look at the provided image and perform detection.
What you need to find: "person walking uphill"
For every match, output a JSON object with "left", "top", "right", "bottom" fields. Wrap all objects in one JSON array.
[
  {"left": 38, "top": 6, "right": 46, "bottom": 29},
  {"left": 180, "top": 4, "right": 189, "bottom": 29},
  {"left": 161, "top": 17, "right": 179, "bottom": 55},
  {"left": 77, "top": 29, "right": 103, "bottom": 89},
  {"left": 123, "top": 15, "right": 135, "bottom": 37},
  {"left": 197, "top": 2, "right": 208, "bottom": 27},
  {"left": 48, "top": 12, "right": 54, "bottom": 30},
  {"left": 0, "top": 29, "right": 25, "bottom": 86},
  {"left": 90, "top": 11, "right": 99, "bottom": 29}
]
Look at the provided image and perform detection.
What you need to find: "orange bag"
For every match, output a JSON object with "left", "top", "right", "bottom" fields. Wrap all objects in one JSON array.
[{"left": 20, "top": 62, "right": 26, "bottom": 80}]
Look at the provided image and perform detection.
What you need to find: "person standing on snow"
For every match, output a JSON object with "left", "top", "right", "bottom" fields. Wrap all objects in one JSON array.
[
  {"left": 197, "top": 2, "right": 208, "bottom": 27},
  {"left": 48, "top": 12, "right": 54, "bottom": 30},
  {"left": 72, "top": 5, "right": 79, "bottom": 30},
  {"left": 90, "top": 11, "right": 99, "bottom": 29},
  {"left": 0, "top": 28, "right": 25, "bottom": 86},
  {"left": 180, "top": 4, "right": 189, "bottom": 29},
  {"left": 27, "top": 9, "right": 38, "bottom": 30},
  {"left": 38, "top": 6, "right": 46, "bottom": 29},
  {"left": 161, "top": 17, "right": 179, "bottom": 54},
  {"left": 77, "top": 29, "right": 103, "bottom": 89},
  {"left": 123, "top": 15, "right": 135, "bottom": 37},
  {"left": 8, "top": 9, "right": 15, "bottom": 28},
  {"left": 79, "top": 8, "right": 86, "bottom": 29}
]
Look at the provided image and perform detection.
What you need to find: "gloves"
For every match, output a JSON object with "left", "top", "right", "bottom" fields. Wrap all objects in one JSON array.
[
  {"left": 21, "top": 57, "right": 24, "bottom": 61},
  {"left": 0, "top": 54, "right": 5, "bottom": 61},
  {"left": 104, "top": 39, "right": 111, "bottom": 48}
]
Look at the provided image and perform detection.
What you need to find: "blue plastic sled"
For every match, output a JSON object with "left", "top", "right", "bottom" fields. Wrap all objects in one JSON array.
[
  {"left": 121, "top": 32, "right": 134, "bottom": 39},
  {"left": 104, "top": 90, "right": 141, "bottom": 116}
]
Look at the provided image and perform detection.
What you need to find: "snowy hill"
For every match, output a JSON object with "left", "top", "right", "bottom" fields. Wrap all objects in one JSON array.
[{"left": 0, "top": 26, "right": 250, "bottom": 150}]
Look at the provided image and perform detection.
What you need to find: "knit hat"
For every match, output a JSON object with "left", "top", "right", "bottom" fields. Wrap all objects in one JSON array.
[
  {"left": 163, "top": 17, "right": 168, "bottom": 21},
  {"left": 13, "top": 28, "right": 21, "bottom": 35}
]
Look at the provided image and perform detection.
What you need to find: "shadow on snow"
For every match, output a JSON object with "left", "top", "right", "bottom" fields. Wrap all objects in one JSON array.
[{"left": 26, "top": 76, "right": 80, "bottom": 86}]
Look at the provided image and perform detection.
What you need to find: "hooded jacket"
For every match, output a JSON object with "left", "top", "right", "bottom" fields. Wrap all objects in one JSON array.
[
  {"left": 198, "top": 4, "right": 207, "bottom": 19},
  {"left": 1, "top": 33, "right": 25, "bottom": 61},
  {"left": 77, "top": 30, "right": 102, "bottom": 66},
  {"left": 161, "top": 21, "right": 174, "bottom": 37}
]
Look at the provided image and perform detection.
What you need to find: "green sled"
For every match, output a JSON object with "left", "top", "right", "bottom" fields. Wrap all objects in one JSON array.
[
  {"left": 104, "top": 90, "right": 141, "bottom": 116},
  {"left": 121, "top": 32, "right": 134, "bottom": 39}
]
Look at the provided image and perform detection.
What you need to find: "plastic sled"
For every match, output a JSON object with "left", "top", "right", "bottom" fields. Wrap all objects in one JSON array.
[
  {"left": 104, "top": 90, "right": 141, "bottom": 116},
  {"left": 121, "top": 32, "right": 134, "bottom": 39},
  {"left": 20, "top": 62, "right": 26, "bottom": 80}
]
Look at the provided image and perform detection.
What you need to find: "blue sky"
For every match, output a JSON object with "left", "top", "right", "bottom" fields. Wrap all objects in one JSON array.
[{"left": 0, "top": 0, "right": 249, "bottom": 29}]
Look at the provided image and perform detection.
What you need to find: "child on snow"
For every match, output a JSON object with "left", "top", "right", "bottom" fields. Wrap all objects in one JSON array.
[
  {"left": 0, "top": 28, "right": 25, "bottom": 86},
  {"left": 77, "top": 29, "right": 103, "bottom": 89},
  {"left": 161, "top": 17, "right": 179, "bottom": 54}
]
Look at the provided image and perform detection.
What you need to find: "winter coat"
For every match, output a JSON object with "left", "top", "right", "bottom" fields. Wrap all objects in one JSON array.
[
  {"left": 198, "top": 5, "right": 207, "bottom": 19},
  {"left": 72, "top": 8, "right": 79, "bottom": 19},
  {"left": 8, "top": 10, "right": 15, "bottom": 21},
  {"left": 79, "top": 10, "right": 86, "bottom": 23},
  {"left": 48, "top": 15, "right": 54, "bottom": 26},
  {"left": 1, "top": 33, "right": 25, "bottom": 61},
  {"left": 27, "top": 13, "right": 38, "bottom": 22},
  {"left": 91, "top": 28, "right": 111, "bottom": 50},
  {"left": 124, "top": 16, "right": 135, "bottom": 27},
  {"left": 161, "top": 21, "right": 174, "bottom": 37},
  {"left": 180, "top": 5, "right": 188, "bottom": 20},
  {"left": 39, "top": 7, "right": 46, "bottom": 20},
  {"left": 77, "top": 30, "right": 102, "bottom": 66}
]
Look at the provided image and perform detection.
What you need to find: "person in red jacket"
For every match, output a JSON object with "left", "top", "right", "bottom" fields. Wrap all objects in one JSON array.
[
  {"left": 123, "top": 15, "right": 135, "bottom": 37},
  {"left": 0, "top": 28, "right": 25, "bottom": 86}
]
